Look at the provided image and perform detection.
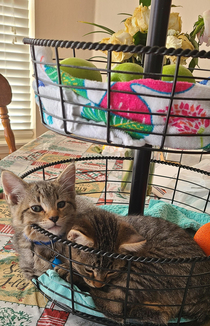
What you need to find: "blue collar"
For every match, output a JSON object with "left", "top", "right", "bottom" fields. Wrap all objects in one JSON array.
[
  {"left": 24, "top": 233, "right": 60, "bottom": 246},
  {"left": 24, "top": 234, "right": 62, "bottom": 268}
]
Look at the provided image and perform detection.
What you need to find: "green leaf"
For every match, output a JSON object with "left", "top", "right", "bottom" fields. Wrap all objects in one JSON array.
[
  {"left": 80, "top": 21, "right": 115, "bottom": 35},
  {"left": 187, "top": 35, "right": 199, "bottom": 71},
  {"left": 139, "top": 0, "right": 151, "bottom": 7},
  {"left": 190, "top": 16, "right": 204, "bottom": 39},
  {"left": 120, "top": 18, "right": 129, "bottom": 23},
  {"left": 117, "top": 13, "right": 132, "bottom": 23},
  {"left": 188, "top": 57, "right": 199, "bottom": 72},
  {"left": 117, "top": 13, "right": 132, "bottom": 16},
  {"left": 83, "top": 30, "right": 112, "bottom": 37},
  {"left": 189, "top": 37, "right": 199, "bottom": 50},
  {"left": 133, "top": 31, "right": 147, "bottom": 46}
]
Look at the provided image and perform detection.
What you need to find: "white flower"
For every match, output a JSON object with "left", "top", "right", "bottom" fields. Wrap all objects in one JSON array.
[
  {"left": 124, "top": 4, "right": 150, "bottom": 35},
  {"left": 166, "top": 32, "right": 194, "bottom": 64},
  {"left": 168, "top": 13, "right": 182, "bottom": 33},
  {"left": 124, "top": 6, "right": 181, "bottom": 36},
  {"left": 199, "top": 10, "right": 210, "bottom": 46},
  {"left": 101, "top": 30, "right": 134, "bottom": 63},
  {"left": 166, "top": 33, "right": 182, "bottom": 49}
]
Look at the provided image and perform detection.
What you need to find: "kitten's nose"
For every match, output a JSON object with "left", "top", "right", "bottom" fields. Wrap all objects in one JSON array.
[
  {"left": 49, "top": 216, "right": 59, "bottom": 223},
  {"left": 93, "top": 280, "right": 105, "bottom": 288}
]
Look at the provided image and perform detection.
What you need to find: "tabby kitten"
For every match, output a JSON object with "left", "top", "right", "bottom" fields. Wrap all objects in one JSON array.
[
  {"left": 57, "top": 203, "right": 210, "bottom": 325},
  {"left": 1, "top": 163, "right": 77, "bottom": 280}
]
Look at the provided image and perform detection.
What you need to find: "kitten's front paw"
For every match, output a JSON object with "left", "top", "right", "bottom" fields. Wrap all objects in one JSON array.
[
  {"left": 21, "top": 268, "right": 35, "bottom": 280},
  {"left": 55, "top": 264, "right": 71, "bottom": 282}
]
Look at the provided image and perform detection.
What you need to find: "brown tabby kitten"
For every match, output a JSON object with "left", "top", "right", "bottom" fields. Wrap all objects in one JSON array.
[
  {"left": 57, "top": 202, "right": 210, "bottom": 325},
  {"left": 1, "top": 163, "right": 77, "bottom": 280}
]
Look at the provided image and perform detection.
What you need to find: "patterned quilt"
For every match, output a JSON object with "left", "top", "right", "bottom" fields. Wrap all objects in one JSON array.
[{"left": 0, "top": 131, "right": 127, "bottom": 326}]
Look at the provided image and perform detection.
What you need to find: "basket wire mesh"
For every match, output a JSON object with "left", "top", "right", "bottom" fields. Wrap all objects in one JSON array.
[
  {"left": 22, "top": 0, "right": 210, "bottom": 324},
  {"left": 20, "top": 157, "right": 210, "bottom": 326}
]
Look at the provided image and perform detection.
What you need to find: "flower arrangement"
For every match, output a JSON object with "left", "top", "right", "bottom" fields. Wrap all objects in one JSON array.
[
  {"left": 83, "top": 0, "right": 210, "bottom": 71},
  {"left": 81, "top": 1, "right": 210, "bottom": 194}
]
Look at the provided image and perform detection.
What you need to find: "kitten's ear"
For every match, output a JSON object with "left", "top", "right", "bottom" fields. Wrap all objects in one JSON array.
[
  {"left": 118, "top": 222, "right": 146, "bottom": 254},
  {"left": 57, "top": 163, "right": 75, "bottom": 193},
  {"left": 67, "top": 229, "right": 94, "bottom": 247},
  {"left": 1, "top": 171, "right": 28, "bottom": 205}
]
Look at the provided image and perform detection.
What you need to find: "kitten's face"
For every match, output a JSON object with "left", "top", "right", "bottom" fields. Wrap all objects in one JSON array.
[
  {"left": 67, "top": 218, "right": 146, "bottom": 288},
  {"left": 72, "top": 249, "right": 126, "bottom": 288},
  {"left": 1, "top": 163, "right": 76, "bottom": 241}
]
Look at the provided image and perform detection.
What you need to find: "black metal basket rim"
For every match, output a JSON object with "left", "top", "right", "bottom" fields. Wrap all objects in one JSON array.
[
  {"left": 31, "top": 223, "right": 210, "bottom": 265},
  {"left": 39, "top": 106, "right": 210, "bottom": 137},
  {"left": 22, "top": 156, "right": 210, "bottom": 264},
  {"left": 23, "top": 37, "right": 210, "bottom": 59},
  {"left": 20, "top": 156, "right": 210, "bottom": 179},
  {"left": 34, "top": 276, "right": 161, "bottom": 326},
  {"left": 39, "top": 126, "right": 210, "bottom": 154},
  {"left": 32, "top": 277, "right": 199, "bottom": 326}
]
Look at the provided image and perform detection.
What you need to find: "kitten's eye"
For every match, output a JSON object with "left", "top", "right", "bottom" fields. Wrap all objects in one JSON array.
[
  {"left": 106, "top": 271, "right": 117, "bottom": 278},
  {"left": 57, "top": 201, "right": 66, "bottom": 209},
  {"left": 107, "top": 271, "right": 116, "bottom": 275},
  {"left": 85, "top": 267, "right": 93, "bottom": 274},
  {"left": 31, "top": 205, "right": 43, "bottom": 212}
]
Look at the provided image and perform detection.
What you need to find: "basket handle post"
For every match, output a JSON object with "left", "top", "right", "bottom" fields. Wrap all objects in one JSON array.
[{"left": 128, "top": 0, "right": 172, "bottom": 215}]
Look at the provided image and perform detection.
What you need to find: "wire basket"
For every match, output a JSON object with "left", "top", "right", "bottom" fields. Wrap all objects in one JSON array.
[
  {"left": 23, "top": 37, "right": 210, "bottom": 155},
  {"left": 22, "top": 3, "right": 210, "bottom": 323},
  {"left": 21, "top": 157, "right": 210, "bottom": 326}
]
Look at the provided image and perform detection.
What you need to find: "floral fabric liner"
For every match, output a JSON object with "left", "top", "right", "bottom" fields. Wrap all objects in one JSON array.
[{"left": 33, "top": 46, "right": 210, "bottom": 149}]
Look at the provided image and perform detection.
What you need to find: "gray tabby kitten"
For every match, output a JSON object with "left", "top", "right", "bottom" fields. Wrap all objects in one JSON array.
[
  {"left": 57, "top": 202, "right": 210, "bottom": 325},
  {"left": 1, "top": 163, "right": 77, "bottom": 280}
]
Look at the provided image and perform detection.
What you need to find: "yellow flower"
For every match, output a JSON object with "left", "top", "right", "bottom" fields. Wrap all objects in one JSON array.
[
  {"left": 178, "top": 34, "right": 194, "bottom": 51},
  {"left": 101, "top": 30, "right": 134, "bottom": 63},
  {"left": 124, "top": 4, "right": 150, "bottom": 36},
  {"left": 124, "top": 7, "right": 181, "bottom": 37},
  {"left": 168, "top": 13, "right": 182, "bottom": 33},
  {"left": 166, "top": 30, "right": 182, "bottom": 49},
  {"left": 166, "top": 31, "right": 194, "bottom": 64}
]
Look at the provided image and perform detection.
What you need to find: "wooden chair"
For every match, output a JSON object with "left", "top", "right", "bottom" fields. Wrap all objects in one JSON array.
[{"left": 0, "top": 74, "right": 16, "bottom": 154}]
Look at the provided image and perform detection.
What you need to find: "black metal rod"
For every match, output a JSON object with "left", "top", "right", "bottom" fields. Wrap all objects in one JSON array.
[
  {"left": 128, "top": 0, "right": 172, "bottom": 216},
  {"left": 69, "top": 245, "right": 75, "bottom": 313},
  {"left": 106, "top": 51, "right": 112, "bottom": 143},
  {"left": 176, "top": 261, "right": 196, "bottom": 325},
  {"left": 144, "top": 0, "right": 172, "bottom": 76},
  {"left": 128, "top": 146, "right": 152, "bottom": 215}
]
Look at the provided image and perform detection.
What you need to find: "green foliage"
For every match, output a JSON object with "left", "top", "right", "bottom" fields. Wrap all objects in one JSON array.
[
  {"left": 188, "top": 36, "right": 199, "bottom": 71},
  {"left": 188, "top": 14, "right": 205, "bottom": 70},
  {"left": 117, "top": 13, "right": 132, "bottom": 23},
  {"left": 133, "top": 31, "right": 147, "bottom": 46},
  {"left": 81, "top": 21, "right": 115, "bottom": 36},
  {"left": 139, "top": 0, "right": 151, "bottom": 7},
  {"left": 190, "top": 15, "right": 204, "bottom": 39}
]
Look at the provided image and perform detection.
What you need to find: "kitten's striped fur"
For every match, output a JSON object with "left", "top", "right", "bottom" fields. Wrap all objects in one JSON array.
[
  {"left": 3, "top": 163, "right": 210, "bottom": 324},
  {"left": 1, "top": 163, "right": 77, "bottom": 279},
  {"left": 59, "top": 200, "right": 210, "bottom": 325}
]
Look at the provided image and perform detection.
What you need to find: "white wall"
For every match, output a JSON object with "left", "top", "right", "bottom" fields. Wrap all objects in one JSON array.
[
  {"left": 93, "top": 0, "right": 138, "bottom": 42},
  {"left": 172, "top": 0, "right": 208, "bottom": 35},
  {"left": 35, "top": 0, "right": 96, "bottom": 136}
]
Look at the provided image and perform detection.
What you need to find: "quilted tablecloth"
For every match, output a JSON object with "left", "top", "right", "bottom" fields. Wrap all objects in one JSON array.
[
  {"left": 0, "top": 131, "right": 125, "bottom": 326},
  {"left": 1, "top": 131, "right": 210, "bottom": 326}
]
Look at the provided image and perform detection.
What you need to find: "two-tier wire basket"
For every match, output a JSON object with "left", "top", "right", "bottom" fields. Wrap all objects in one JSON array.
[{"left": 22, "top": 0, "right": 210, "bottom": 325}]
